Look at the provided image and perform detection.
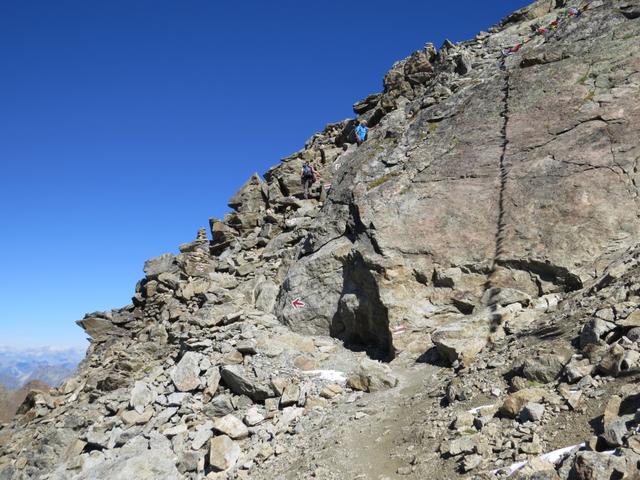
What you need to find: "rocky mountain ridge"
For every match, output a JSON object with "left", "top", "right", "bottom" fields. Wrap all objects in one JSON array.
[{"left": 2, "top": 0, "right": 640, "bottom": 478}]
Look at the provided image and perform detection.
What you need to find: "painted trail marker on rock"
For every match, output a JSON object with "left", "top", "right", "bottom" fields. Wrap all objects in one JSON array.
[
  {"left": 391, "top": 324, "right": 408, "bottom": 336},
  {"left": 291, "top": 298, "right": 305, "bottom": 309}
]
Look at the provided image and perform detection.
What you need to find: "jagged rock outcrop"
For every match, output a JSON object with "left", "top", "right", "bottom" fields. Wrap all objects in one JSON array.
[{"left": 1, "top": 1, "right": 640, "bottom": 479}]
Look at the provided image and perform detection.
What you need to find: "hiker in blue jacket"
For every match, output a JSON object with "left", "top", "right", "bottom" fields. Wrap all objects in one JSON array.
[{"left": 355, "top": 120, "right": 369, "bottom": 146}]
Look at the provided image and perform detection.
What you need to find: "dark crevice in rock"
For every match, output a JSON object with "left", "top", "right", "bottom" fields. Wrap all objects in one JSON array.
[
  {"left": 603, "top": 124, "right": 640, "bottom": 203},
  {"left": 344, "top": 201, "right": 365, "bottom": 243},
  {"left": 549, "top": 154, "right": 617, "bottom": 173},
  {"left": 620, "top": 8, "right": 640, "bottom": 19},
  {"left": 299, "top": 233, "right": 345, "bottom": 259},
  {"left": 484, "top": 57, "right": 512, "bottom": 334},
  {"left": 82, "top": 443, "right": 106, "bottom": 454},
  {"left": 330, "top": 251, "right": 393, "bottom": 361},
  {"left": 548, "top": 116, "right": 609, "bottom": 137},
  {"left": 345, "top": 201, "right": 384, "bottom": 256},
  {"left": 548, "top": 153, "right": 634, "bottom": 195},
  {"left": 412, "top": 268, "right": 430, "bottom": 286},
  {"left": 496, "top": 258, "right": 583, "bottom": 293},
  {"left": 461, "top": 264, "right": 492, "bottom": 275},
  {"left": 415, "top": 174, "right": 493, "bottom": 184},
  {"left": 520, "top": 52, "right": 569, "bottom": 68},
  {"left": 276, "top": 176, "right": 290, "bottom": 197},
  {"left": 495, "top": 59, "right": 510, "bottom": 267},
  {"left": 367, "top": 108, "right": 387, "bottom": 129},
  {"left": 421, "top": 111, "right": 455, "bottom": 123},
  {"left": 452, "top": 297, "right": 476, "bottom": 315}
]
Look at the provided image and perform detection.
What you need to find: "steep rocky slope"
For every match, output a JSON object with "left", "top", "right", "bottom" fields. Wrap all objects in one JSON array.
[{"left": 1, "top": 0, "right": 640, "bottom": 478}]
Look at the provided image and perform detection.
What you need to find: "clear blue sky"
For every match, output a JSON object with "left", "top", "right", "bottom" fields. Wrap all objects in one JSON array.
[{"left": 0, "top": 1, "right": 530, "bottom": 348}]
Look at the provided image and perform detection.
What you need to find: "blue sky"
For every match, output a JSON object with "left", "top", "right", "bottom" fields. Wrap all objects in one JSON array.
[{"left": 0, "top": 1, "right": 530, "bottom": 348}]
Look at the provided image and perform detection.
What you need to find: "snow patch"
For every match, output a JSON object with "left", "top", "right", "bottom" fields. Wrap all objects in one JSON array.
[
  {"left": 543, "top": 443, "right": 586, "bottom": 464},
  {"left": 467, "top": 404, "right": 495, "bottom": 414},
  {"left": 301, "top": 369, "right": 347, "bottom": 384},
  {"left": 494, "top": 443, "right": 585, "bottom": 476}
]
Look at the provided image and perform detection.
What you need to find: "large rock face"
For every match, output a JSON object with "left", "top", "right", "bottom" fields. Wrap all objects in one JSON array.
[
  {"left": 277, "top": 0, "right": 640, "bottom": 359},
  {"left": 2, "top": 2, "right": 640, "bottom": 479}
]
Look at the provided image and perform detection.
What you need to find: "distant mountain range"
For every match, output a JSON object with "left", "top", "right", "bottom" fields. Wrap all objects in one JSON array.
[{"left": 0, "top": 345, "right": 86, "bottom": 390}]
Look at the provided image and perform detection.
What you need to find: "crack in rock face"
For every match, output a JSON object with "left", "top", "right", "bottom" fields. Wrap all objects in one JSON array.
[{"left": 330, "top": 252, "right": 393, "bottom": 361}]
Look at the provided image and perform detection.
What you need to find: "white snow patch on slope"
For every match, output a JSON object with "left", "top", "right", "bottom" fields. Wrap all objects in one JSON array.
[
  {"left": 301, "top": 370, "right": 347, "bottom": 384},
  {"left": 494, "top": 443, "right": 585, "bottom": 476}
]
